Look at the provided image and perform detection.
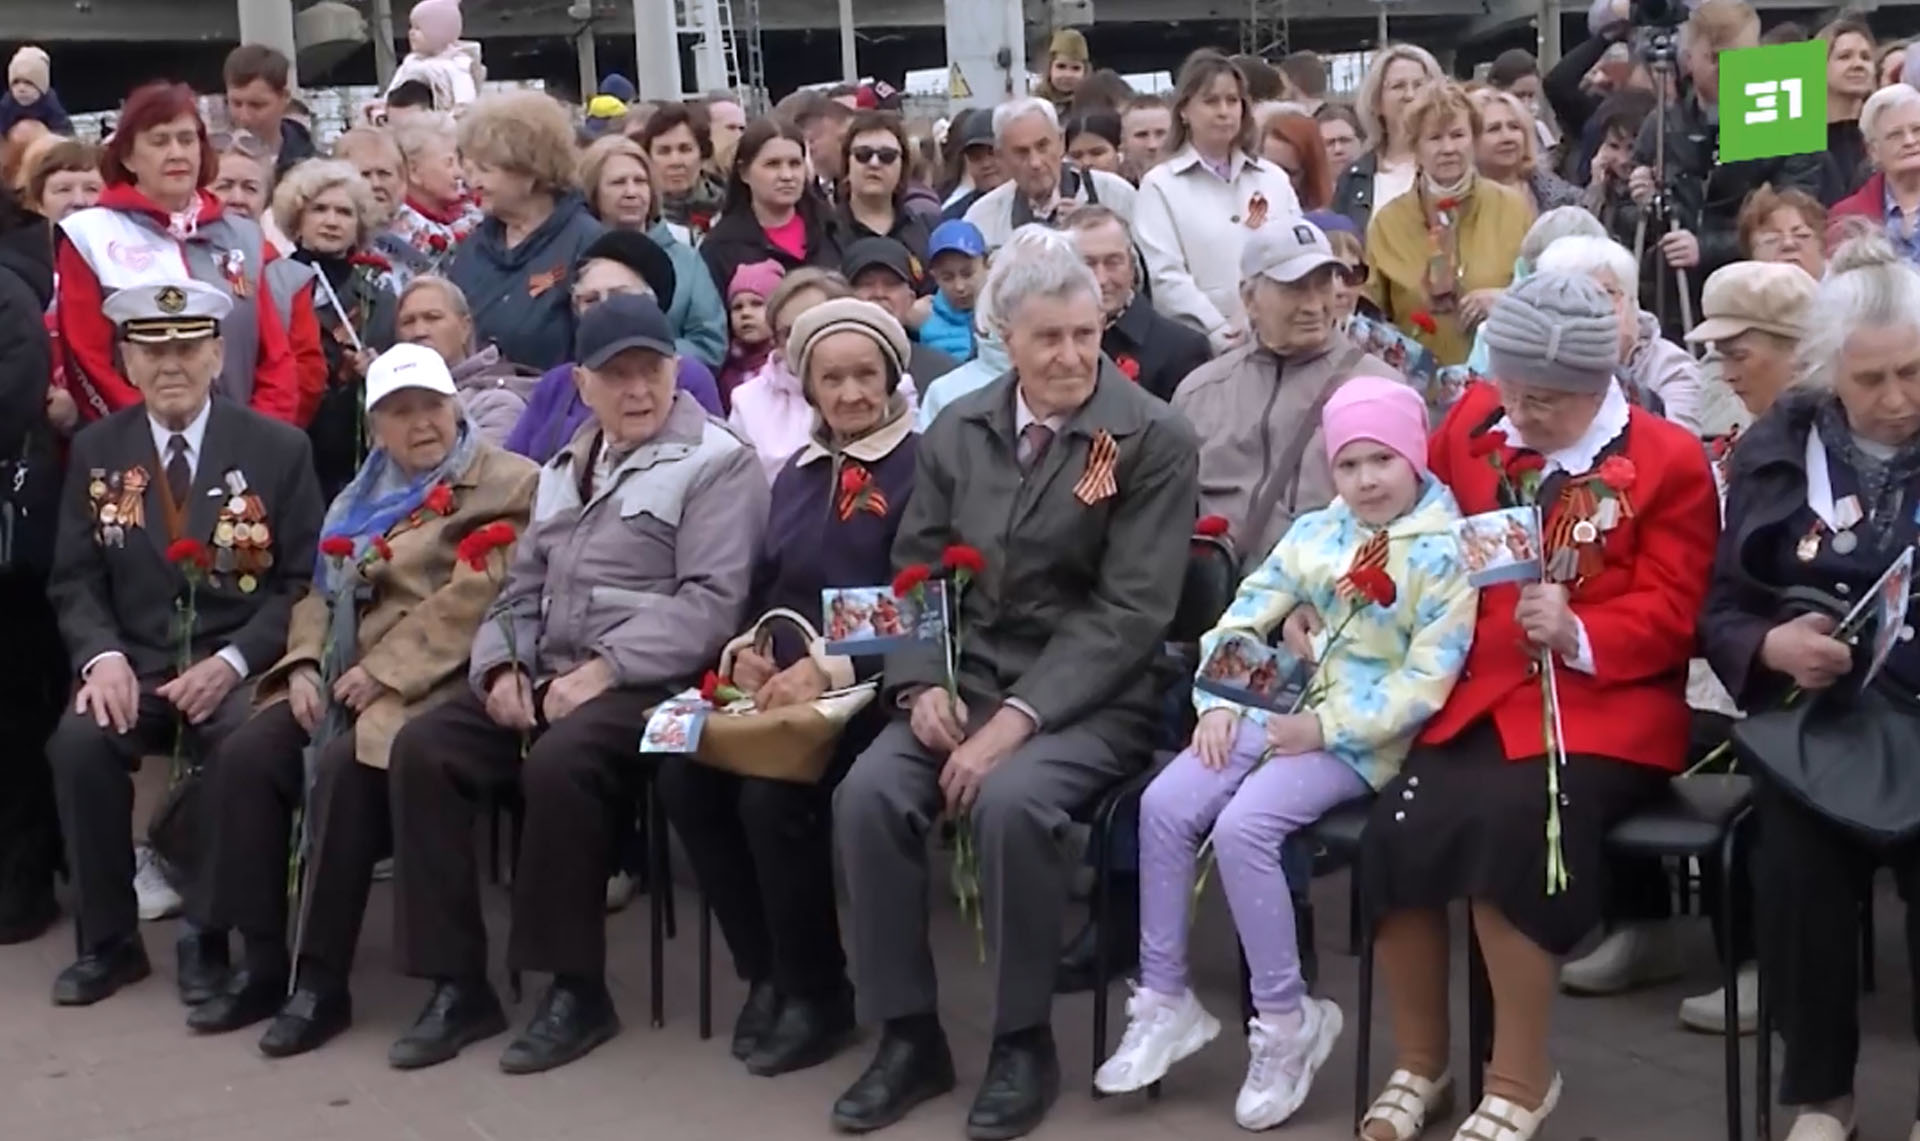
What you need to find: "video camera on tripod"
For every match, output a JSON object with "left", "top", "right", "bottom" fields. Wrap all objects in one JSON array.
[{"left": 1627, "top": 0, "right": 1699, "bottom": 340}]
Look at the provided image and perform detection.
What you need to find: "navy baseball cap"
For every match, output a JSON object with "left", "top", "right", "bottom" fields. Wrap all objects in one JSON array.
[
  {"left": 575, "top": 293, "right": 677, "bottom": 369},
  {"left": 928, "top": 219, "right": 987, "bottom": 261}
]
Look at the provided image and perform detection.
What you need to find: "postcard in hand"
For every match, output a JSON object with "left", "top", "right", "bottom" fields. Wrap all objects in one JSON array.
[
  {"left": 1431, "top": 365, "right": 1480, "bottom": 416},
  {"left": 641, "top": 691, "right": 710, "bottom": 754},
  {"left": 1348, "top": 315, "right": 1439, "bottom": 395},
  {"left": 822, "top": 581, "right": 949, "bottom": 657},
  {"left": 1453, "top": 506, "right": 1544, "bottom": 588},
  {"left": 1849, "top": 547, "right": 1914, "bottom": 688},
  {"left": 1195, "top": 631, "right": 1311, "bottom": 712}
]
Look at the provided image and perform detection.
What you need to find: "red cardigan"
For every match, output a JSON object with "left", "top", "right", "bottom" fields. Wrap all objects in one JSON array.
[
  {"left": 1827, "top": 171, "right": 1885, "bottom": 247},
  {"left": 1418, "top": 383, "right": 1720, "bottom": 772}
]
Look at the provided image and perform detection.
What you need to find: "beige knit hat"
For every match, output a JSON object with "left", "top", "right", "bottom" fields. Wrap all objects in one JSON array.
[
  {"left": 786, "top": 297, "right": 912, "bottom": 393},
  {"left": 9, "top": 46, "right": 50, "bottom": 97}
]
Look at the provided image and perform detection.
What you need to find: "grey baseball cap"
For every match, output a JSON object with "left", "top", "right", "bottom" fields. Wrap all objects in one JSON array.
[
  {"left": 575, "top": 292, "right": 677, "bottom": 369},
  {"left": 1240, "top": 218, "right": 1343, "bottom": 284}
]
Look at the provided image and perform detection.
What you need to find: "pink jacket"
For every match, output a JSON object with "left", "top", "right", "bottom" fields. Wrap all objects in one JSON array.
[{"left": 727, "top": 357, "right": 814, "bottom": 482}]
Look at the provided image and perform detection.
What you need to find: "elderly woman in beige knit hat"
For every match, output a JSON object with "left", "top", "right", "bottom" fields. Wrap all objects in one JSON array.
[
  {"left": 656, "top": 297, "right": 918, "bottom": 1079},
  {"left": 1285, "top": 273, "right": 1720, "bottom": 1141}
]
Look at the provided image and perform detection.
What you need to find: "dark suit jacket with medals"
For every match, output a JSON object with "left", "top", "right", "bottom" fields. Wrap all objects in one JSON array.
[
  {"left": 882, "top": 361, "right": 1200, "bottom": 763},
  {"left": 50, "top": 397, "right": 323, "bottom": 682}
]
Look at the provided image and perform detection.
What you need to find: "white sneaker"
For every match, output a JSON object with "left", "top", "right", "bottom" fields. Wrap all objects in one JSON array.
[
  {"left": 1558, "top": 922, "right": 1683, "bottom": 995},
  {"left": 1783, "top": 1110, "right": 1855, "bottom": 1141},
  {"left": 1094, "top": 986, "right": 1221, "bottom": 1094},
  {"left": 605, "top": 871, "right": 636, "bottom": 913},
  {"left": 133, "top": 846, "right": 182, "bottom": 922},
  {"left": 1235, "top": 998, "right": 1343, "bottom": 1131},
  {"left": 1678, "top": 963, "right": 1758, "bottom": 1035}
]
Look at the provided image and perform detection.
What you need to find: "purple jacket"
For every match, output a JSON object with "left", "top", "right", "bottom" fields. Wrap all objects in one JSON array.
[{"left": 505, "top": 356, "right": 724, "bottom": 464}]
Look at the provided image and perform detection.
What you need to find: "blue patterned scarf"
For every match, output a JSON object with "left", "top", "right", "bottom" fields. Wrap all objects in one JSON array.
[{"left": 314, "top": 418, "right": 480, "bottom": 591}]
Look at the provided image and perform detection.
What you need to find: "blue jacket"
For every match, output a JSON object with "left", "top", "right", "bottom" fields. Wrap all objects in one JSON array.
[
  {"left": 0, "top": 89, "right": 72, "bottom": 136},
  {"left": 651, "top": 221, "right": 728, "bottom": 370},
  {"left": 448, "top": 192, "right": 604, "bottom": 372},
  {"left": 916, "top": 329, "right": 1009, "bottom": 430},
  {"left": 919, "top": 292, "right": 975, "bottom": 363}
]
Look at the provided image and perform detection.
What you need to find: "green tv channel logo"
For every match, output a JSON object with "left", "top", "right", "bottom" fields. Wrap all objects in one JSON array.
[{"left": 1720, "top": 41, "right": 1827, "bottom": 162}]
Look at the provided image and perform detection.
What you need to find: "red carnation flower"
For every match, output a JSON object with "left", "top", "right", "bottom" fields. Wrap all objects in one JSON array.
[
  {"left": 1115, "top": 355, "right": 1142, "bottom": 382},
  {"left": 892, "top": 563, "right": 932, "bottom": 598},
  {"left": 1409, "top": 310, "right": 1438, "bottom": 336},
  {"left": 1194, "top": 514, "right": 1231, "bottom": 538},
  {"left": 456, "top": 521, "right": 518, "bottom": 572},
  {"left": 477, "top": 520, "right": 518, "bottom": 546},
  {"left": 318, "top": 535, "right": 356, "bottom": 559},
  {"left": 370, "top": 536, "right": 394, "bottom": 561},
  {"left": 941, "top": 544, "right": 986, "bottom": 577},
  {"left": 1350, "top": 566, "right": 1398, "bottom": 607},
  {"left": 1596, "top": 455, "right": 1637, "bottom": 492},
  {"left": 839, "top": 463, "right": 870, "bottom": 496},
  {"left": 423, "top": 483, "right": 455, "bottom": 516},
  {"left": 1505, "top": 451, "right": 1547, "bottom": 478},
  {"left": 1469, "top": 429, "right": 1508, "bottom": 458},
  {"left": 426, "top": 233, "right": 450, "bottom": 252},
  {"left": 700, "top": 669, "right": 722, "bottom": 703},
  {"left": 1433, "top": 197, "right": 1461, "bottom": 212},
  {"left": 165, "top": 538, "right": 212, "bottom": 570}
]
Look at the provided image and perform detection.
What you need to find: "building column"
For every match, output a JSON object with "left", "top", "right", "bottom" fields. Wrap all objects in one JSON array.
[
  {"left": 633, "top": 0, "right": 684, "bottom": 100},
  {"left": 236, "top": 0, "right": 300, "bottom": 86}
]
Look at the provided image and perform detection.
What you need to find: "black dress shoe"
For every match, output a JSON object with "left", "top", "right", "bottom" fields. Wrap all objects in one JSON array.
[
  {"left": 830, "top": 1019, "right": 956, "bottom": 1133},
  {"left": 965, "top": 1028, "right": 1060, "bottom": 1141},
  {"left": 51, "top": 937, "right": 151, "bottom": 1006},
  {"left": 259, "top": 987, "right": 353, "bottom": 1058},
  {"left": 388, "top": 979, "right": 508, "bottom": 1071},
  {"left": 175, "top": 932, "right": 231, "bottom": 1006},
  {"left": 1053, "top": 882, "right": 1139, "bottom": 995},
  {"left": 731, "top": 980, "right": 780, "bottom": 1060},
  {"left": 498, "top": 979, "right": 621, "bottom": 1074},
  {"left": 745, "top": 988, "right": 855, "bottom": 1077},
  {"left": 187, "top": 967, "right": 288, "bottom": 1033}
]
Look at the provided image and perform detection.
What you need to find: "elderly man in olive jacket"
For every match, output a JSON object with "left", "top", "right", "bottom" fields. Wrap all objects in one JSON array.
[{"left": 831, "top": 227, "right": 1198, "bottom": 1141}]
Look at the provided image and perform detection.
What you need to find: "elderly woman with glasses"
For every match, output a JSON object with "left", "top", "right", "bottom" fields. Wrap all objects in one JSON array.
[
  {"left": 1741, "top": 185, "right": 1827, "bottom": 280},
  {"left": 1702, "top": 237, "right": 1920, "bottom": 1141},
  {"left": 1283, "top": 273, "right": 1719, "bottom": 1141},
  {"left": 504, "top": 230, "right": 724, "bottom": 463},
  {"left": 1830, "top": 83, "right": 1920, "bottom": 265}
]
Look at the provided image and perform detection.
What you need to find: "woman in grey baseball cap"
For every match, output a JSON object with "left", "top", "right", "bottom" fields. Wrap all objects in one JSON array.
[{"left": 1298, "top": 271, "right": 1723, "bottom": 1141}]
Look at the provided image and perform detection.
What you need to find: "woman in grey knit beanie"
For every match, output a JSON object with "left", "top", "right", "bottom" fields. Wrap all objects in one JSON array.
[{"left": 1350, "top": 269, "right": 1721, "bottom": 1141}]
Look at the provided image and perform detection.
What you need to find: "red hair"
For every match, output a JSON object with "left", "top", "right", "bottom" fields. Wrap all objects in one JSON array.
[
  {"left": 1263, "top": 111, "right": 1332, "bottom": 212},
  {"left": 102, "top": 82, "right": 216, "bottom": 190}
]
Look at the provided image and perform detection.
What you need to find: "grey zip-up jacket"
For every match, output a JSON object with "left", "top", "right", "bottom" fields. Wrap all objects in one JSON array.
[
  {"left": 1173, "top": 335, "right": 1398, "bottom": 568},
  {"left": 469, "top": 391, "right": 769, "bottom": 691}
]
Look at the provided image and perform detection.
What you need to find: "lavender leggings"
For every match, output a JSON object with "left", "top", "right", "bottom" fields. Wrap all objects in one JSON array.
[{"left": 1138, "top": 717, "right": 1370, "bottom": 1016}]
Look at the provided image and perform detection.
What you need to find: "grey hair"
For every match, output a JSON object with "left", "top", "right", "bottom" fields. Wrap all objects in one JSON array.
[
  {"left": 391, "top": 113, "right": 458, "bottom": 168},
  {"left": 398, "top": 273, "right": 473, "bottom": 323},
  {"left": 1861, "top": 82, "right": 1920, "bottom": 147},
  {"left": 1537, "top": 235, "right": 1641, "bottom": 305},
  {"left": 1518, "top": 206, "right": 1608, "bottom": 266},
  {"left": 1795, "top": 234, "right": 1920, "bottom": 390},
  {"left": 992, "top": 97, "right": 1060, "bottom": 146},
  {"left": 980, "top": 224, "right": 1100, "bottom": 337}
]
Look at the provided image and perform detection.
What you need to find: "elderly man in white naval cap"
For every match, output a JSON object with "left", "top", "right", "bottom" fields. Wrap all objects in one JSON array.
[{"left": 45, "top": 278, "right": 322, "bottom": 1008}]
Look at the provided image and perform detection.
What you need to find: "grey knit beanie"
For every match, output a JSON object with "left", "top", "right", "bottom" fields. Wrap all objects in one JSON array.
[
  {"left": 1482, "top": 271, "right": 1621, "bottom": 393},
  {"left": 786, "top": 297, "right": 912, "bottom": 394}
]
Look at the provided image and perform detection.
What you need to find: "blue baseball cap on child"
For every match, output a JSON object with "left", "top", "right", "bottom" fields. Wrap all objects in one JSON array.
[{"left": 929, "top": 220, "right": 987, "bottom": 261}]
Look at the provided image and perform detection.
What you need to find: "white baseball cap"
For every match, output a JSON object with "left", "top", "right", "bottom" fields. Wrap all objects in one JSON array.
[
  {"left": 363, "top": 342, "right": 459, "bottom": 411},
  {"left": 1240, "top": 218, "right": 1343, "bottom": 285}
]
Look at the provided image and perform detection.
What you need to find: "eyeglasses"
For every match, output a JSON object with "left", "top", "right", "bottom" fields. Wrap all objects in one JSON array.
[
  {"left": 572, "top": 283, "right": 655, "bottom": 311},
  {"left": 1496, "top": 380, "right": 1584, "bottom": 416},
  {"left": 1337, "top": 263, "right": 1370, "bottom": 286},
  {"left": 851, "top": 146, "right": 902, "bottom": 167},
  {"left": 1752, "top": 229, "right": 1815, "bottom": 253}
]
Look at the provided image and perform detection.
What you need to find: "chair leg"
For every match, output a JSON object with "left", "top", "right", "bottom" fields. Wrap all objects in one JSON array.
[
  {"left": 648, "top": 782, "right": 667, "bottom": 1029},
  {"left": 488, "top": 802, "right": 501, "bottom": 886},
  {"left": 1347, "top": 866, "right": 1362, "bottom": 956},
  {"left": 1755, "top": 964, "right": 1772, "bottom": 1141},
  {"left": 1297, "top": 893, "right": 1319, "bottom": 992},
  {"left": 1466, "top": 914, "right": 1490, "bottom": 1109},
  {"left": 698, "top": 893, "right": 712, "bottom": 1041},
  {"left": 1719, "top": 829, "right": 1744, "bottom": 1141},
  {"left": 1090, "top": 817, "right": 1111, "bottom": 1100},
  {"left": 1353, "top": 877, "right": 1375, "bottom": 1132}
]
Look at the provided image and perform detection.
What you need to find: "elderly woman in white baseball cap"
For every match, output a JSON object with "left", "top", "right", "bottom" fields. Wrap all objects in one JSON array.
[{"left": 188, "top": 340, "right": 538, "bottom": 1058}]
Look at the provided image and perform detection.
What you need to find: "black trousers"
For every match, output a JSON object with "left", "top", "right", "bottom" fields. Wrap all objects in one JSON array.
[
  {"left": 653, "top": 722, "right": 867, "bottom": 999},
  {"left": 1753, "top": 777, "right": 1920, "bottom": 1105},
  {"left": 199, "top": 701, "right": 391, "bottom": 978},
  {"left": 389, "top": 687, "right": 656, "bottom": 982},
  {"left": 0, "top": 572, "right": 67, "bottom": 931},
  {"left": 47, "top": 683, "right": 250, "bottom": 952}
]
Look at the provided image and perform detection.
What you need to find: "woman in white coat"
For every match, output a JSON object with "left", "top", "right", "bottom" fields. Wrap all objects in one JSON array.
[{"left": 1133, "top": 49, "right": 1302, "bottom": 354}]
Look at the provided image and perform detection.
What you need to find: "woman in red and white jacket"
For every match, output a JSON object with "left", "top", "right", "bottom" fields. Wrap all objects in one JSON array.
[{"left": 54, "top": 81, "right": 301, "bottom": 424}]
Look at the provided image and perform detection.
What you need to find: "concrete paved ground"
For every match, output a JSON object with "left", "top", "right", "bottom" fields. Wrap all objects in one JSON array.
[{"left": 2, "top": 857, "right": 1914, "bottom": 1141}]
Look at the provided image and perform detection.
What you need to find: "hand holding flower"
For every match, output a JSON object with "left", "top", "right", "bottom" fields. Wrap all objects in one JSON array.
[{"left": 1516, "top": 583, "right": 1580, "bottom": 659}]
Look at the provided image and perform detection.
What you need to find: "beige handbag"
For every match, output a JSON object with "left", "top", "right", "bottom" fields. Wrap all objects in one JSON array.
[{"left": 695, "top": 608, "right": 878, "bottom": 784}]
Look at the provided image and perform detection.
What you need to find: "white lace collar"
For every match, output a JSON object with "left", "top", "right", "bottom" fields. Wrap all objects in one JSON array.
[{"left": 1492, "top": 381, "right": 1630, "bottom": 478}]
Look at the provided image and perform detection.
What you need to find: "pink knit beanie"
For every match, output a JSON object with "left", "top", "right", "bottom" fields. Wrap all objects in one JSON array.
[
  {"left": 1322, "top": 376, "right": 1430, "bottom": 476},
  {"left": 728, "top": 259, "right": 786, "bottom": 302},
  {"left": 410, "top": 0, "right": 464, "bottom": 54}
]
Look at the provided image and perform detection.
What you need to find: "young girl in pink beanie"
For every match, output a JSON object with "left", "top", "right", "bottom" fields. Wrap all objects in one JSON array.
[
  {"left": 717, "top": 260, "right": 786, "bottom": 412},
  {"left": 1098, "top": 376, "right": 1476, "bottom": 1130}
]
